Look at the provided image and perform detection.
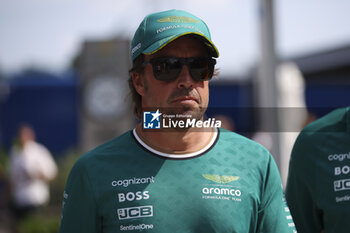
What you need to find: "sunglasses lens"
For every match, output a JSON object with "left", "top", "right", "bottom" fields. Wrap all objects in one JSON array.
[
  {"left": 189, "top": 58, "right": 215, "bottom": 81},
  {"left": 149, "top": 57, "right": 216, "bottom": 81},
  {"left": 152, "top": 58, "right": 181, "bottom": 81}
]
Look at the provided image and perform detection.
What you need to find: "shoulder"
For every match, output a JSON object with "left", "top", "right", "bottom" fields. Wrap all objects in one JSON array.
[
  {"left": 74, "top": 130, "right": 134, "bottom": 168},
  {"left": 27, "top": 141, "right": 48, "bottom": 151},
  {"left": 303, "top": 107, "right": 349, "bottom": 134},
  {"left": 217, "top": 129, "right": 281, "bottom": 188},
  {"left": 295, "top": 107, "right": 349, "bottom": 148},
  {"left": 218, "top": 128, "right": 270, "bottom": 151},
  {"left": 26, "top": 141, "right": 52, "bottom": 158},
  {"left": 291, "top": 107, "right": 349, "bottom": 164},
  {"left": 217, "top": 128, "right": 272, "bottom": 163}
]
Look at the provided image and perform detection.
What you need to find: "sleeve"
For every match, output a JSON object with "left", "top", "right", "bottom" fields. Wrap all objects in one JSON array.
[
  {"left": 23, "top": 143, "right": 58, "bottom": 181},
  {"left": 257, "top": 154, "right": 297, "bottom": 233},
  {"left": 285, "top": 133, "right": 323, "bottom": 233},
  {"left": 36, "top": 145, "right": 58, "bottom": 181},
  {"left": 58, "top": 158, "right": 101, "bottom": 233}
]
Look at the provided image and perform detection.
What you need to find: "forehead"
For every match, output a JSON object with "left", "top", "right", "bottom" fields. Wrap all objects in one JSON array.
[{"left": 151, "top": 36, "right": 208, "bottom": 58}]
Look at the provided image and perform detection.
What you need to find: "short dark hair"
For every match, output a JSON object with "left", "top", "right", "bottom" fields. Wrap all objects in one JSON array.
[{"left": 128, "top": 54, "right": 145, "bottom": 119}]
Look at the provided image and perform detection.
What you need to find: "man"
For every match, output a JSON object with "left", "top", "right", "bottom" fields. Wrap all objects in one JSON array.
[
  {"left": 9, "top": 124, "right": 58, "bottom": 219},
  {"left": 286, "top": 106, "right": 350, "bottom": 233},
  {"left": 59, "top": 9, "right": 296, "bottom": 233}
]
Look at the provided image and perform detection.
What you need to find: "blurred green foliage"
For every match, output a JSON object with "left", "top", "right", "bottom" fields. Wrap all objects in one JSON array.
[
  {"left": 0, "top": 147, "right": 8, "bottom": 174},
  {"left": 16, "top": 213, "right": 60, "bottom": 233}
]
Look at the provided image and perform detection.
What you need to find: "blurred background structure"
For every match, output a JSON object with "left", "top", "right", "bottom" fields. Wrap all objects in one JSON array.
[{"left": 0, "top": 0, "right": 350, "bottom": 232}]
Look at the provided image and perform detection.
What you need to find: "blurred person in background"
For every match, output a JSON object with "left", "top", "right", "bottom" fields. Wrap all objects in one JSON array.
[
  {"left": 286, "top": 106, "right": 350, "bottom": 233},
  {"left": 9, "top": 124, "right": 58, "bottom": 220}
]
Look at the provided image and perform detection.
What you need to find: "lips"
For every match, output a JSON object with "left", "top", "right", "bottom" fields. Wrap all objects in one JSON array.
[
  {"left": 171, "top": 96, "right": 199, "bottom": 104},
  {"left": 168, "top": 89, "right": 201, "bottom": 105}
]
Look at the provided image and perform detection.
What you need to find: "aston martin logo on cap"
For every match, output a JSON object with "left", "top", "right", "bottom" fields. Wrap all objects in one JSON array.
[{"left": 157, "top": 16, "right": 198, "bottom": 23}]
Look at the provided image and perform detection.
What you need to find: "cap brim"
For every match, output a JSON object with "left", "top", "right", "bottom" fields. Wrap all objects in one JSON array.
[{"left": 143, "top": 32, "right": 219, "bottom": 58}]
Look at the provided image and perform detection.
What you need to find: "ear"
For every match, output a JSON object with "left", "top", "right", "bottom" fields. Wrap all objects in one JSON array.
[{"left": 131, "top": 72, "right": 146, "bottom": 96}]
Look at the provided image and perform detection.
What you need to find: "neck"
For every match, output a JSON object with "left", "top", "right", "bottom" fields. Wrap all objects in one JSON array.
[{"left": 135, "top": 124, "right": 216, "bottom": 155}]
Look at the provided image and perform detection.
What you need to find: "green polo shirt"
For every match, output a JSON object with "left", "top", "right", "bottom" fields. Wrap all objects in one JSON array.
[
  {"left": 59, "top": 128, "right": 296, "bottom": 233},
  {"left": 286, "top": 107, "right": 350, "bottom": 233}
]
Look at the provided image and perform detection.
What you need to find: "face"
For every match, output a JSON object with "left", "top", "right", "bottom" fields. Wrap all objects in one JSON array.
[
  {"left": 19, "top": 126, "right": 35, "bottom": 145},
  {"left": 132, "top": 36, "right": 210, "bottom": 120}
]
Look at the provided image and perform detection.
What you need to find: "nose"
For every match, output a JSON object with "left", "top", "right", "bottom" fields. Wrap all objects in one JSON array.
[{"left": 177, "top": 65, "right": 195, "bottom": 89}]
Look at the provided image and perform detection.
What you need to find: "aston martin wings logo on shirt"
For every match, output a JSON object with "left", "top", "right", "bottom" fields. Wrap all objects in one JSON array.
[{"left": 202, "top": 174, "right": 240, "bottom": 184}]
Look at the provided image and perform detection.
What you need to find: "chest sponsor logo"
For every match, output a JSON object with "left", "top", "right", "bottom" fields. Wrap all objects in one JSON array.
[
  {"left": 120, "top": 223, "right": 154, "bottom": 231},
  {"left": 202, "top": 174, "right": 239, "bottom": 184},
  {"left": 328, "top": 152, "right": 350, "bottom": 162},
  {"left": 202, "top": 187, "right": 242, "bottom": 201},
  {"left": 334, "top": 178, "right": 350, "bottom": 192},
  {"left": 201, "top": 174, "right": 242, "bottom": 202},
  {"left": 117, "top": 205, "right": 153, "bottom": 220},
  {"left": 334, "top": 166, "right": 350, "bottom": 176},
  {"left": 118, "top": 191, "right": 150, "bottom": 203},
  {"left": 111, "top": 176, "right": 155, "bottom": 187},
  {"left": 332, "top": 165, "right": 350, "bottom": 203}
]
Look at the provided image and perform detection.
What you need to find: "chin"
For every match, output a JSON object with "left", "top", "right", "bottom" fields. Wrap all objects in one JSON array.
[{"left": 170, "top": 106, "right": 205, "bottom": 120}]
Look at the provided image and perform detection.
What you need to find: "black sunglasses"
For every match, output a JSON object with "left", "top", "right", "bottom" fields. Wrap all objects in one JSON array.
[{"left": 142, "top": 57, "right": 216, "bottom": 82}]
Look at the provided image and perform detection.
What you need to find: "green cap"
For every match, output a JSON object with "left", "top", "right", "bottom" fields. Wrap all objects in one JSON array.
[{"left": 131, "top": 9, "right": 219, "bottom": 62}]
